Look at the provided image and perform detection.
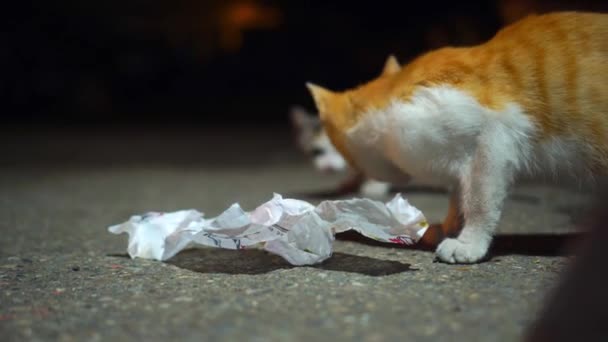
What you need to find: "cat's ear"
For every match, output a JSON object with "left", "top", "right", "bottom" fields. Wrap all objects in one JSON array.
[
  {"left": 381, "top": 54, "right": 400, "bottom": 76},
  {"left": 289, "top": 105, "right": 319, "bottom": 129},
  {"left": 306, "top": 83, "right": 335, "bottom": 120}
]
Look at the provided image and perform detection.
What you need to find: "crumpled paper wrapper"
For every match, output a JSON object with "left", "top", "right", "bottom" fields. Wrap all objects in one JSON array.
[{"left": 108, "top": 193, "right": 428, "bottom": 265}]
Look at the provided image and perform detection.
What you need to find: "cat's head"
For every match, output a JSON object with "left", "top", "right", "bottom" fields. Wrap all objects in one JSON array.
[
  {"left": 305, "top": 55, "right": 401, "bottom": 169},
  {"left": 290, "top": 106, "right": 347, "bottom": 173}
]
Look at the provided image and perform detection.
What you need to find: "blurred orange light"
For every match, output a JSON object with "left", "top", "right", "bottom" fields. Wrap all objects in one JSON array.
[{"left": 220, "top": 1, "right": 282, "bottom": 52}]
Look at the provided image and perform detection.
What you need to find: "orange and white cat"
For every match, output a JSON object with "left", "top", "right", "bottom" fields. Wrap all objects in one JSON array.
[{"left": 307, "top": 12, "right": 608, "bottom": 263}]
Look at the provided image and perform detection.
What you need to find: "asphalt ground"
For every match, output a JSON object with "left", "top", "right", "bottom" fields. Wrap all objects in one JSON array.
[{"left": 0, "top": 125, "right": 591, "bottom": 341}]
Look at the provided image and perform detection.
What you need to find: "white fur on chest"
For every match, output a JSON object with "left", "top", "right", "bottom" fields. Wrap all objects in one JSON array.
[{"left": 346, "top": 86, "right": 541, "bottom": 185}]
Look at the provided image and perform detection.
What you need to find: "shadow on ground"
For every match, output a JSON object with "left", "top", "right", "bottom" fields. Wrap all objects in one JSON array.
[
  {"left": 109, "top": 233, "right": 580, "bottom": 275},
  {"left": 152, "top": 232, "right": 580, "bottom": 275},
  {"left": 164, "top": 249, "right": 413, "bottom": 276},
  {"left": 336, "top": 231, "right": 584, "bottom": 257},
  {"left": 490, "top": 233, "right": 583, "bottom": 256}
]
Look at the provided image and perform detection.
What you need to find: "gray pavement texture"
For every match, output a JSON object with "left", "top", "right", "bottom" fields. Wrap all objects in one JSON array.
[{"left": 0, "top": 125, "right": 594, "bottom": 341}]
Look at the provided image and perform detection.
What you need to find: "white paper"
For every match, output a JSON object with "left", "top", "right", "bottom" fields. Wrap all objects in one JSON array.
[{"left": 108, "top": 194, "right": 428, "bottom": 265}]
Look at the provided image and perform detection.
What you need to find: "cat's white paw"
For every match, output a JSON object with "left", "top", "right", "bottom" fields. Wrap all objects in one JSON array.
[
  {"left": 435, "top": 236, "right": 490, "bottom": 264},
  {"left": 360, "top": 180, "right": 390, "bottom": 198}
]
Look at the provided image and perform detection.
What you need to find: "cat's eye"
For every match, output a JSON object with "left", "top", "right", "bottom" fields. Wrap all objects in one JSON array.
[{"left": 311, "top": 148, "right": 324, "bottom": 157}]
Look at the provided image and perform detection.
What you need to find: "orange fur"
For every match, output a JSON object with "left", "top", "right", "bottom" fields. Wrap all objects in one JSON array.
[{"left": 308, "top": 12, "right": 608, "bottom": 172}]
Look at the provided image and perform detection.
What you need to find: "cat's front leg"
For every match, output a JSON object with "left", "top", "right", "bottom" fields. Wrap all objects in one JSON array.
[{"left": 435, "top": 147, "right": 513, "bottom": 263}]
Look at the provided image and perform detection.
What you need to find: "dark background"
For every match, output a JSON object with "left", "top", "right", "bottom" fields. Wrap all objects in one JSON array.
[{"left": 4, "top": 0, "right": 607, "bottom": 125}]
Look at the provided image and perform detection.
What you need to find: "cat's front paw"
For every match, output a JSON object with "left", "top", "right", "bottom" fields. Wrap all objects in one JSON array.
[
  {"left": 435, "top": 236, "right": 490, "bottom": 264},
  {"left": 360, "top": 180, "right": 390, "bottom": 198}
]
